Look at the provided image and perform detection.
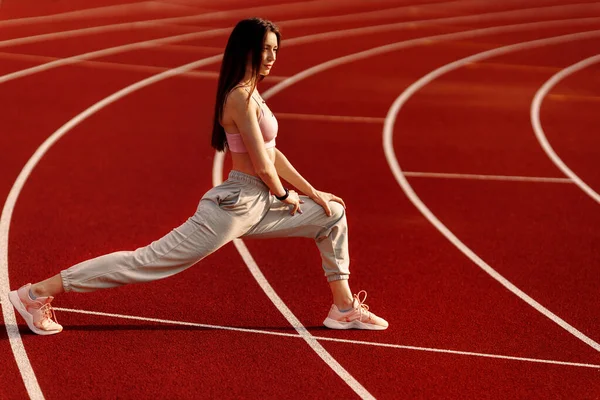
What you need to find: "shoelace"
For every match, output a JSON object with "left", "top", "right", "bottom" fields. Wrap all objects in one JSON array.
[
  {"left": 39, "top": 302, "right": 58, "bottom": 324},
  {"left": 354, "top": 290, "right": 372, "bottom": 321}
]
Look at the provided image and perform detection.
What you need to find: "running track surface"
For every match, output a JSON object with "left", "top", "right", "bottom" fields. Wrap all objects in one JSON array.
[{"left": 1, "top": 0, "right": 599, "bottom": 399}]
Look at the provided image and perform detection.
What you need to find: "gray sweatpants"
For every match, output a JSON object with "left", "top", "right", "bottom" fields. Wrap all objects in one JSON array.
[{"left": 60, "top": 171, "right": 350, "bottom": 292}]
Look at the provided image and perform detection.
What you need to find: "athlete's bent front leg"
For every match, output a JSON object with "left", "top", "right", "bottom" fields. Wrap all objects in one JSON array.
[{"left": 242, "top": 197, "right": 351, "bottom": 300}]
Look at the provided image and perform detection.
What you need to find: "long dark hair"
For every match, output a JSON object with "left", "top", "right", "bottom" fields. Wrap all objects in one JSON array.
[{"left": 211, "top": 17, "right": 281, "bottom": 151}]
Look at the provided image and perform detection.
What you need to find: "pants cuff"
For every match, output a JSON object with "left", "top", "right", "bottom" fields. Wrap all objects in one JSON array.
[{"left": 60, "top": 270, "right": 72, "bottom": 293}]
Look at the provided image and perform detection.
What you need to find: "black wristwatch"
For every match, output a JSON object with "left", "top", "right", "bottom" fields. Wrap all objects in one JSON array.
[{"left": 275, "top": 188, "right": 289, "bottom": 201}]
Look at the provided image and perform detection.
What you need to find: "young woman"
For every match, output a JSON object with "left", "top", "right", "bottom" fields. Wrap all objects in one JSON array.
[{"left": 8, "top": 17, "right": 388, "bottom": 335}]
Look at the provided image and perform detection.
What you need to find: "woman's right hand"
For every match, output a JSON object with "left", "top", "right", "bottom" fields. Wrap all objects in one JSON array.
[{"left": 281, "top": 190, "right": 304, "bottom": 215}]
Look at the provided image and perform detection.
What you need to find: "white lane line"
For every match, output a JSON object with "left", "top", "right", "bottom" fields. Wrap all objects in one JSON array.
[
  {"left": 0, "top": 2, "right": 174, "bottom": 27},
  {"left": 284, "top": 2, "right": 600, "bottom": 45},
  {"left": 2, "top": 9, "right": 414, "bottom": 398},
  {"left": 245, "top": 16, "right": 600, "bottom": 362},
  {"left": 531, "top": 54, "right": 600, "bottom": 204},
  {"left": 0, "top": 22, "right": 204, "bottom": 49},
  {"left": 210, "top": 17, "right": 600, "bottom": 400},
  {"left": 0, "top": 27, "right": 230, "bottom": 85},
  {"left": 264, "top": 17, "right": 600, "bottom": 98},
  {"left": 0, "top": 0, "right": 309, "bottom": 49},
  {"left": 3, "top": 11, "right": 600, "bottom": 86},
  {"left": 53, "top": 306, "right": 600, "bottom": 369},
  {"left": 212, "top": 157, "right": 375, "bottom": 399},
  {"left": 54, "top": 306, "right": 301, "bottom": 338},
  {"left": 0, "top": 0, "right": 470, "bottom": 43},
  {"left": 0, "top": 3, "right": 371, "bottom": 397},
  {"left": 403, "top": 171, "right": 573, "bottom": 183},
  {"left": 0, "top": 298, "right": 43, "bottom": 399},
  {"left": 235, "top": 241, "right": 374, "bottom": 399},
  {"left": 547, "top": 93, "right": 600, "bottom": 102},
  {"left": 269, "top": 0, "right": 469, "bottom": 27},
  {"left": 2, "top": 10, "right": 599, "bottom": 400},
  {"left": 2, "top": 1, "right": 599, "bottom": 50},
  {"left": 315, "top": 336, "right": 600, "bottom": 369},
  {"left": 0, "top": 8, "right": 422, "bottom": 395},
  {"left": 0, "top": 53, "right": 223, "bottom": 400},
  {"left": 383, "top": 31, "right": 600, "bottom": 352},
  {"left": 275, "top": 112, "right": 385, "bottom": 124},
  {"left": 0, "top": 51, "right": 289, "bottom": 82},
  {"left": 154, "top": 43, "right": 223, "bottom": 53}
]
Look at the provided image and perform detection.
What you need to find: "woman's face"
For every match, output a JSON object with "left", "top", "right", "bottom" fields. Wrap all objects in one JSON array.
[{"left": 259, "top": 31, "right": 278, "bottom": 76}]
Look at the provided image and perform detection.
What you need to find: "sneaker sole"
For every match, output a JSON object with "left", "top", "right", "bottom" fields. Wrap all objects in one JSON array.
[
  {"left": 323, "top": 317, "right": 388, "bottom": 331},
  {"left": 8, "top": 291, "right": 62, "bottom": 336}
]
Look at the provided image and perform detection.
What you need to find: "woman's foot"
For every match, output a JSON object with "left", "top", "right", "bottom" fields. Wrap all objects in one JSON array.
[
  {"left": 8, "top": 283, "right": 62, "bottom": 335},
  {"left": 323, "top": 290, "right": 388, "bottom": 330}
]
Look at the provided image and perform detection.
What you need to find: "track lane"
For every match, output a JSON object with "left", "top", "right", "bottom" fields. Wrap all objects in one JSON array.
[
  {"left": 385, "top": 34, "right": 600, "bottom": 348},
  {"left": 4, "top": 1, "right": 600, "bottom": 398},
  {"left": 223, "top": 10, "right": 600, "bottom": 398},
  {"left": 532, "top": 54, "right": 600, "bottom": 202},
  {"left": 540, "top": 90, "right": 600, "bottom": 190},
  {"left": 2, "top": 3, "right": 424, "bottom": 396}
]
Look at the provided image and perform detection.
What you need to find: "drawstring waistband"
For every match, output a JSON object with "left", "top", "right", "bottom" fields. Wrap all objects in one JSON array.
[{"left": 228, "top": 170, "right": 268, "bottom": 189}]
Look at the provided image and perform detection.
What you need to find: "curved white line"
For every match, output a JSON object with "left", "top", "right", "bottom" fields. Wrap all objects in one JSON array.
[
  {"left": 227, "top": 17, "right": 600, "bottom": 357},
  {"left": 0, "top": 1, "right": 314, "bottom": 48},
  {"left": 3, "top": 9, "right": 600, "bottom": 398},
  {"left": 235, "top": 242, "right": 374, "bottom": 399},
  {"left": 0, "top": 28, "right": 229, "bottom": 85},
  {"left": 2, "top": 1, "right": 599, "bottom": 49},
  {"left": 2, "top": 10, "right": 428, "bottom": 398},
  {"left": 531, "top": 54, "right": 600, "bottom": 204},
  {"left": 0, "top": 0, "right": 454, "bottom": 48},
  {"left": 0, "top": 292, "right": 43, "bottom": 397},
  {"left": 286, "top": 2, "right": 600, "bottom": 46},
  {"left": 211, "top": 162, "right": 374, "bottom": 400},
  {"left": 0, "top": 5, "right": 438, "bottom": 394},
  {"left": 3, "top": 11, "right": 600, "bottom": 86},
  {"left": 0, "top": 54, "right": 223, "bottom": 400},
  {"left": 403, "top": 171, "right": 573, "bottom": 183},
  {"left": 210, "top": 17, "right": 600, "bottom": 398},
  {"left": 0, "top": 2, "right": 173, "bottom": 27},
  {"left": 264, "top": 17, "right": 600, "bottom": 98},
  {"left": 383, "top": 32, "right": 600, "bottom": 352}
]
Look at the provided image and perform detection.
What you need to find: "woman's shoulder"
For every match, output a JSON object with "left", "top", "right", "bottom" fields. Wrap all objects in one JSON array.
[
  {"left": 227, "top": 85, "right": 249, "bottom": 101},
  {"left": 225, "top": 86, "right": 258, "bottom": 112}
]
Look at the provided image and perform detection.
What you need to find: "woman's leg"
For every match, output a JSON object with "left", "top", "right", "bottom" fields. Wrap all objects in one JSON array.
[
  {"left": 59, "top": 196, "right": 249, "bottom": 293},
  {"left": 328, "top": 279, "right": 353, "bottom": 310},
  {"left": 10, "top": 179, "right": 264, "bottom": 335},
  {"left": 242, "top": 197, "right": 351, "bottom": 306},
  {"left": 242, "top": 196, "right": 388, "bottom": 330},
  {"left": 31, "top": 274, "right": 63, "bottom": 297},
  {"left": 10, "top": 203, "right": 241, "bottom": 335}
]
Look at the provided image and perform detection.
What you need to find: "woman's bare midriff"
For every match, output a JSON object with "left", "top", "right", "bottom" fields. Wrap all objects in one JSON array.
[{"left": 230, "top": 148, "right": 276, "bottom": 177}]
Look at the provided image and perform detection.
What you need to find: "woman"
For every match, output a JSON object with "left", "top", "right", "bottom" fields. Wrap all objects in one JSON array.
[{"left": 8, "top": 17, "right": 388, "bottom": 335}]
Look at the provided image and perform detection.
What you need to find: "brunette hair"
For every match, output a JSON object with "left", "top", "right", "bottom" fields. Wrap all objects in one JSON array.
[{"left": 211, "top": 17, "right": 281, "bottom": 151}]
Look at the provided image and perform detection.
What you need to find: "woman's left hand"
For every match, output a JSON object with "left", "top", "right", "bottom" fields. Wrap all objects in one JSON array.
[{"left": 310, "top": 190, "right": 346, "bottom": 217}]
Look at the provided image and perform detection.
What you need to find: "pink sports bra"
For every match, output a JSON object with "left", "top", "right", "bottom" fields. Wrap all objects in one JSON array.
[{"left": 224, "top": 90, "right": 278, "bottom": 153}]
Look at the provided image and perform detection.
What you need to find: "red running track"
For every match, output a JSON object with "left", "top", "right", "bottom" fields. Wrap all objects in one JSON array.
[{"left": 1, "top": 0, "right": 600, "bottom": 398}]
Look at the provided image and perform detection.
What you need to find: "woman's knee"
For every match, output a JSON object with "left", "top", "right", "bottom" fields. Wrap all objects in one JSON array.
[{"left": 328, "top": 201, "right": 346, "bottom": 222}]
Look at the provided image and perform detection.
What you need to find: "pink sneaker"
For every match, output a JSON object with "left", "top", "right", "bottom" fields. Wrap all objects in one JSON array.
[
  {"left": 323, "top": 290, "right": 388, "bottom": 330},
  {"left": 8, "top": 283, "right": 62, "bottom": 335}
]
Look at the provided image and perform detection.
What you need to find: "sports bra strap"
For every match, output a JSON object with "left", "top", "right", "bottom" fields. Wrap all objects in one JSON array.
[{"left": 230, "top": 85, "right": 263, "bottom": 108}]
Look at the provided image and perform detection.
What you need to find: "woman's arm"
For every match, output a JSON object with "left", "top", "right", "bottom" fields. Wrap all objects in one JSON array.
[
  {"left": 274, "top": 148, "right": 346, "bottom": 216},
  {"left": 273, "top": 148, "right": 316, "bottom": 197}
]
